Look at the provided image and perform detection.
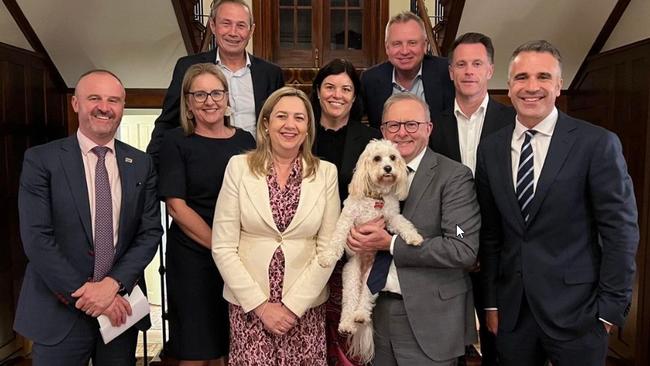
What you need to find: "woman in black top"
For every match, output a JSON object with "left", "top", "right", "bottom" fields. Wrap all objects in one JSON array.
[
  {"left": 311, "top": 59, "right": 381, "bottom": 365},
  {"left": 158, "top": 63, "right": 254, "bottom": 366}
]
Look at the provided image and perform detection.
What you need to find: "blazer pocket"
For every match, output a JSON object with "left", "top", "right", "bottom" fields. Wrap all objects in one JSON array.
[
  {"left": 564, "top": 267, "right": 597, "bottom": 285},
  {"left": 438, "top": 276, "right": 472, "bottom": 300}
]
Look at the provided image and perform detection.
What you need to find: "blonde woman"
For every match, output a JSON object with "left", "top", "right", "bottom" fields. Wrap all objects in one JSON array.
[
  {"left": 158, "top": 63, "right": 254, "bottom": 366},
  {"left": 212, "top": 87, "right": 340, "bottom": 365}
]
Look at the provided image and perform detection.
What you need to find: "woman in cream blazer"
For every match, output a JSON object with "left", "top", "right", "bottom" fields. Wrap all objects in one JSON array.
[{"left": 212, "top": 87, "right": 340, "bottom": 365}]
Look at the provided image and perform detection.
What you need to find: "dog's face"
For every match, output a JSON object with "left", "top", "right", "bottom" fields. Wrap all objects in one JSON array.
[{"left": 349, "top": 139, "right": 409, "bottom": 199}]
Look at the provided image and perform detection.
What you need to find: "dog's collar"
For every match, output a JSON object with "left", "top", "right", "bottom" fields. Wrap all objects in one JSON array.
[{"left": 365, "top": 193, "right": 384, "bottom": 209}]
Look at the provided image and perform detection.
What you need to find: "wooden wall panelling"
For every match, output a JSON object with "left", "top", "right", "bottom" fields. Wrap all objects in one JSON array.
[
  {"left": 0, "top": 41, "right": 68, "bottom": 362},
  {"left": 568, "top": 38, "right": 650, "bottom": 366}
]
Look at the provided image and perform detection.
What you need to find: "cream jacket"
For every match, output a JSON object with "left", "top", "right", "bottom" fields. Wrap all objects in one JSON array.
[{"left": 212, "top": 154, "right": 340, "bottom": 317}]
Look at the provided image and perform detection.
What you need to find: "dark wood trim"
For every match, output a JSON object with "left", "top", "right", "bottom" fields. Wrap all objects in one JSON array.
[
  {"left": 2, "top": 0, "right": 67, "bottom": 90},
  {"left": 252, "top": 0, "right": 274, "bottom": 60},
  {"left": 170, "top": 0, "right": 197, "bottom": 55},
  {"left": 568, "top": 0, "right": 630, "bottom": 90},
  {"left": 439, "top": 0, "right": 465, "bottom": 57},
  {"left": 124, "top": 88, "right": 166, "bottom": 109}
]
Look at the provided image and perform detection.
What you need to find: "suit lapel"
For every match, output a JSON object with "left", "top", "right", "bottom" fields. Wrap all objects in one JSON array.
[
  {"left": 249, "top": 54, "right": 265, "bottom": 117},
  {"left": 441, "top": 110, "right": 462, "bottom": 162},
  {"left": 403, "top": 149, "right": 436, "bottom": 218},
  {"left": 526, "top": 114, "right": 577, "bottom": 224},
  {"left": 422, "top": 58, "right": 442, "bottom": 116},
  {"left": 494, "top": 126, "right": 525, "bottom": 228},
  {"left": 242, "top": 171, "right": 278, "bottom": 232},
  {"left": 284, "top": 172, "right": 323, "bottom": 234},
  {"left": 115, "top": 141, "right": 134, "bottom": 255},
  {"left": 60, "top": 136, "right": 93, "bottom": 246}
]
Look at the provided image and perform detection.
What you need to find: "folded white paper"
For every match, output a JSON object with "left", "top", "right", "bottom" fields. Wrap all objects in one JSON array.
[{"left": 98, "top": 285, "right": 150, "bottom": 344}]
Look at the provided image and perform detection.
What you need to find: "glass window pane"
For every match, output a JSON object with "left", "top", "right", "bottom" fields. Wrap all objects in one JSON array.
[
  {"left": 349, "top": 0, "right": 362, "bottom": 7},
  {"left": 296, "top": 9, "right": 312, "bottom": 49},
  {"left": 330, "top": 9, "right": 345, "bottom": 50},
  {"left": 297, "top": 0, "right": 311, "bottom": 5},
  {"left": 348, "top": 10, "right": 362, "bottom": 49},
  {"left": 279, "top": 9, "right": 294, "bottom": 48},
  {"left": 280, "top": 0, "right": 293, "bottom": 6},
  {"left": 331, "top": 0, "right": 345, "bottom": 6}
]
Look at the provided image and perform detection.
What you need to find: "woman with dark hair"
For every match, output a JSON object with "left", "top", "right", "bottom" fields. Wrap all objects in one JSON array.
[
  {"left": 311, "top": 59, "right": 381, "bottom": 365},
  {"left": 158, "top": 63, "right": 255, "bottom": 366}
]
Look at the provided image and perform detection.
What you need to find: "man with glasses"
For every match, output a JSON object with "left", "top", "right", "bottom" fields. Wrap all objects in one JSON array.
[
  {"left": 147, "top": 0, "right": 284, "bottom": 166},
  {"left": 347, "top": 93, "right": 480, "bottom": 365}
]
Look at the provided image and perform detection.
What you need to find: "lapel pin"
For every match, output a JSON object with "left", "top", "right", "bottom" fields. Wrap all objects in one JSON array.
[{"left": 125, "top": 157, "right": 133, "bottom": 163}]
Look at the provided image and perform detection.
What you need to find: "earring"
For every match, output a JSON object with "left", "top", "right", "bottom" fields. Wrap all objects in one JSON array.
[
  {"left": 224, "top": 106, "right": 232, "bottom": 117},
  {"left": 264, "top": 128, "right": 269, "bottom": 134},
  {"left": 186, "top": 111, "right": 194, "bottom": 120}
]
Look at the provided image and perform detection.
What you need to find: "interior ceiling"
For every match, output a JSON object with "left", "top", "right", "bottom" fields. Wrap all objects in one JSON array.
[
  {"left": 457, "top": 0, "right": 617, "bottom": 90},
  {"left": 13, "top": 0, "right": 186, "bottom": 88},
  {"left": 1, "top": 1, "right": 618, "bottom": 90}
]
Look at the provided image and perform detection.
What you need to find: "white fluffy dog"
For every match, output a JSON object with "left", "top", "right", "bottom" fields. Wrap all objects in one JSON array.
[{"left": 318, "top": 139, "right": 423, "bottom": 364}]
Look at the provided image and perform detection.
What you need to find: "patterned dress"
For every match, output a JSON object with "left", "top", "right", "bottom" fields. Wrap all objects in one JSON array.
[{"left": 228, "top": 159, "right": 328, "bottom": 366}]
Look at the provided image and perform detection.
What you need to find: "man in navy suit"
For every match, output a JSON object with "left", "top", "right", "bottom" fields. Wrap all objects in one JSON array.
[
  {"left": 146, "top": 0, "right": 284, "bottom": 165},
  {"left": 476, "top": 40, "right": 638, "bottom": 366},
  {"left": 15, "top": 70, "right": 162, "bottom": 365},
  {"left": 429, "top": 32, "right": 515, "bottom": 366},
  {"left": 361, "top": 11, "right": 454, "bottom": 129}
]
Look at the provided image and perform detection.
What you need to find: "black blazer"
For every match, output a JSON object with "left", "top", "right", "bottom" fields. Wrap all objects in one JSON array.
[
  {"left": 476, "top": 112, "right": 638, "bottom": 340},
  {"left": 429, "top": 98, "right": 515, "bottom": 162},
  {"left": 15, "top": 136, "right": 163, "bottom": 345},
  {"left": 313, "top": 119, "right": 381, "bottom": 201},
  {"left": 146, "top": 49, "right": 284, "bottom": 164},
  {"left": 360, "top": 55, "right": 455, "bottom": 129}
]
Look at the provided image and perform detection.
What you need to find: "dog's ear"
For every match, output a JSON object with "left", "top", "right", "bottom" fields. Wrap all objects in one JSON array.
[
  {"left": 393, "top": 155, "right": 410, "bottom": 200},
  {"left": 349, "top": 146, "right": 371, "bottom": 197}
]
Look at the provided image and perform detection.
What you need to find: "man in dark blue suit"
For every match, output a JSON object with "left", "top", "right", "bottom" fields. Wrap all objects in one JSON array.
[
  {"left": 15, "top": 70, "right": 162, "bottom": 365},
  {"left": 430, "top": 32, "right": 515, "bottom": 366},
  {"left": 146, "top": 0, "right": 284, "bottom": 165},
  {"left": 476, "top": 40, "right": 638, "bottom": 366},
  {"left": 361, "top": 11, "right": 454, "bottom": 129}
]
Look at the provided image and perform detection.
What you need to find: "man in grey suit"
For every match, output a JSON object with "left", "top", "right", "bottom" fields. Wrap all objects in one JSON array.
[
  {"left": 348, "top": 93, "right": 480, "bottom": 365},
  {"left": 15, "top": 70, "right": 162, "bottom": 365}
]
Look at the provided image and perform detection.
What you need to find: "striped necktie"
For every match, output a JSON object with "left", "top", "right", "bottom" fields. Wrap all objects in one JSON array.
[
  {"left": 91, "top": 146, "right": 114, "bottom": 281},
  {"left": 516, "top": 130, "right": 537, "bottom": 222}
]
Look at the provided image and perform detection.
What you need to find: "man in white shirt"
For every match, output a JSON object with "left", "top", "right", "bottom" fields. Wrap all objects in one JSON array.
[
  {"left": 476, "top": 40, "right": 638, "bottom": 366},
  {"left": 429, "top": 32, "right": 515, "bottom": 366},
  {"left": 348, "top": 93, "right": 480, "bottom": 365}
]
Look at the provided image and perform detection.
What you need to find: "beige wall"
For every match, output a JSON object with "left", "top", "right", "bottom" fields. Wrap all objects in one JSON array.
[
  {"left": 0, "top": 3, "right": 33, "bottom": 50},
  {"left": 602, "top": 0, "right": 650, "bottom": 52}
]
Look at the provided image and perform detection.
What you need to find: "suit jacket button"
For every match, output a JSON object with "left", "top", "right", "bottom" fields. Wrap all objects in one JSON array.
[
  {"left": 88, "top": 250, "right": 95, "bottom": 256},
  {"left": 276, "top": 236, "right": 282, "bottom": 243}
]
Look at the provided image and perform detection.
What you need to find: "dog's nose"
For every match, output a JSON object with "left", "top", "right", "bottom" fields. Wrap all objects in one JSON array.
[{"left": 383, "top": 165, "right": 392, "bottom": 173}]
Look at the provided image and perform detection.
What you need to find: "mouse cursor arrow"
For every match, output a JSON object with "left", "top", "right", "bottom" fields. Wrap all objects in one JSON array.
[{"left": 456, "top": 225, "right": 464, "bottom": 239}]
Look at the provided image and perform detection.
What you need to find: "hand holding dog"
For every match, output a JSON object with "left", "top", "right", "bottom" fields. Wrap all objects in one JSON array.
[{"left": 347, "top": 217, "right": 392, "bottom": 253}]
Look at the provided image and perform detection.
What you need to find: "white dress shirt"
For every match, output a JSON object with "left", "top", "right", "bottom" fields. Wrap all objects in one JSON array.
[
  {"left": 455, "top": 94, "right": 489, "bottom": 175},
  {"left": 384, "top": 146, "right": 427, "bottom": 294},
  {"left": 216, "top": 51, "right": 257, "bottom": 138},
  {"left": 77, "top": 129, "right": 122, "bottom": 247},
  {"left": 510, "top": 108, "right": 558, "bottom": 191}
]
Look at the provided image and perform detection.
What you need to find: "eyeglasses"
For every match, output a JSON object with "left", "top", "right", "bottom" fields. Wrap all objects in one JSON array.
[
  {"left": 381, "top": 120, "right": 428, "bottom": 133},
  {"left": 188, "top": 89, "right": 227, "bottom": 103}
]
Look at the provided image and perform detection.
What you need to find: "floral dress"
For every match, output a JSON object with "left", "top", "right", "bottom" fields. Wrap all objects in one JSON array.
[{"left": 228, "top": 159, "right": 327, "bottom": 366}]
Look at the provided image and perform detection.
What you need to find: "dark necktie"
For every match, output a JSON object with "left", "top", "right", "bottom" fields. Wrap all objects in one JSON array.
[
  {"left": 367, "top": 166, "right": 414, "bottom": 294},
  {"left": 91, "top": 146, "right": 114, "bottom": 281},
  {"left": 516, "top": 130, "right": 537, "bottom": 222}
]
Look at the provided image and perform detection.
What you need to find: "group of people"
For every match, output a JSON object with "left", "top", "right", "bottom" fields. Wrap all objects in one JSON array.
[{"left": 14, "top": 0, "right": 639, "bottom": 366}]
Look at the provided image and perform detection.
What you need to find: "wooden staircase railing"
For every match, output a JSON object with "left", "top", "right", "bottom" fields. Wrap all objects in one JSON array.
[{"left": 413, "top": 0, "right": 466, "bottom": 57}]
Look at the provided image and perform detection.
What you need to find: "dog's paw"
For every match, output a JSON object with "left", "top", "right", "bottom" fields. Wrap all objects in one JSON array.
[
  {"left": 317, "top": 253, "right": 337, "bottom": 268},
  {"left": 353, "top": 310, "right": 371, "bottom": 325},
  {"left": 404, "top": 232, "right": 424, "bottom": 246},
  {"left": 339, "top": 319, "right": 358, "bottom": 335}
]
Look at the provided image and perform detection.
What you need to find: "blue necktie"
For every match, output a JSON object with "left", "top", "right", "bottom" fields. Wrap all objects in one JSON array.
[
  {"left": 516, "top": 130, "right": 537, "bottom": 222},
  {"left": 91, "top": 146, "right": 114, "bottom": 281}
]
